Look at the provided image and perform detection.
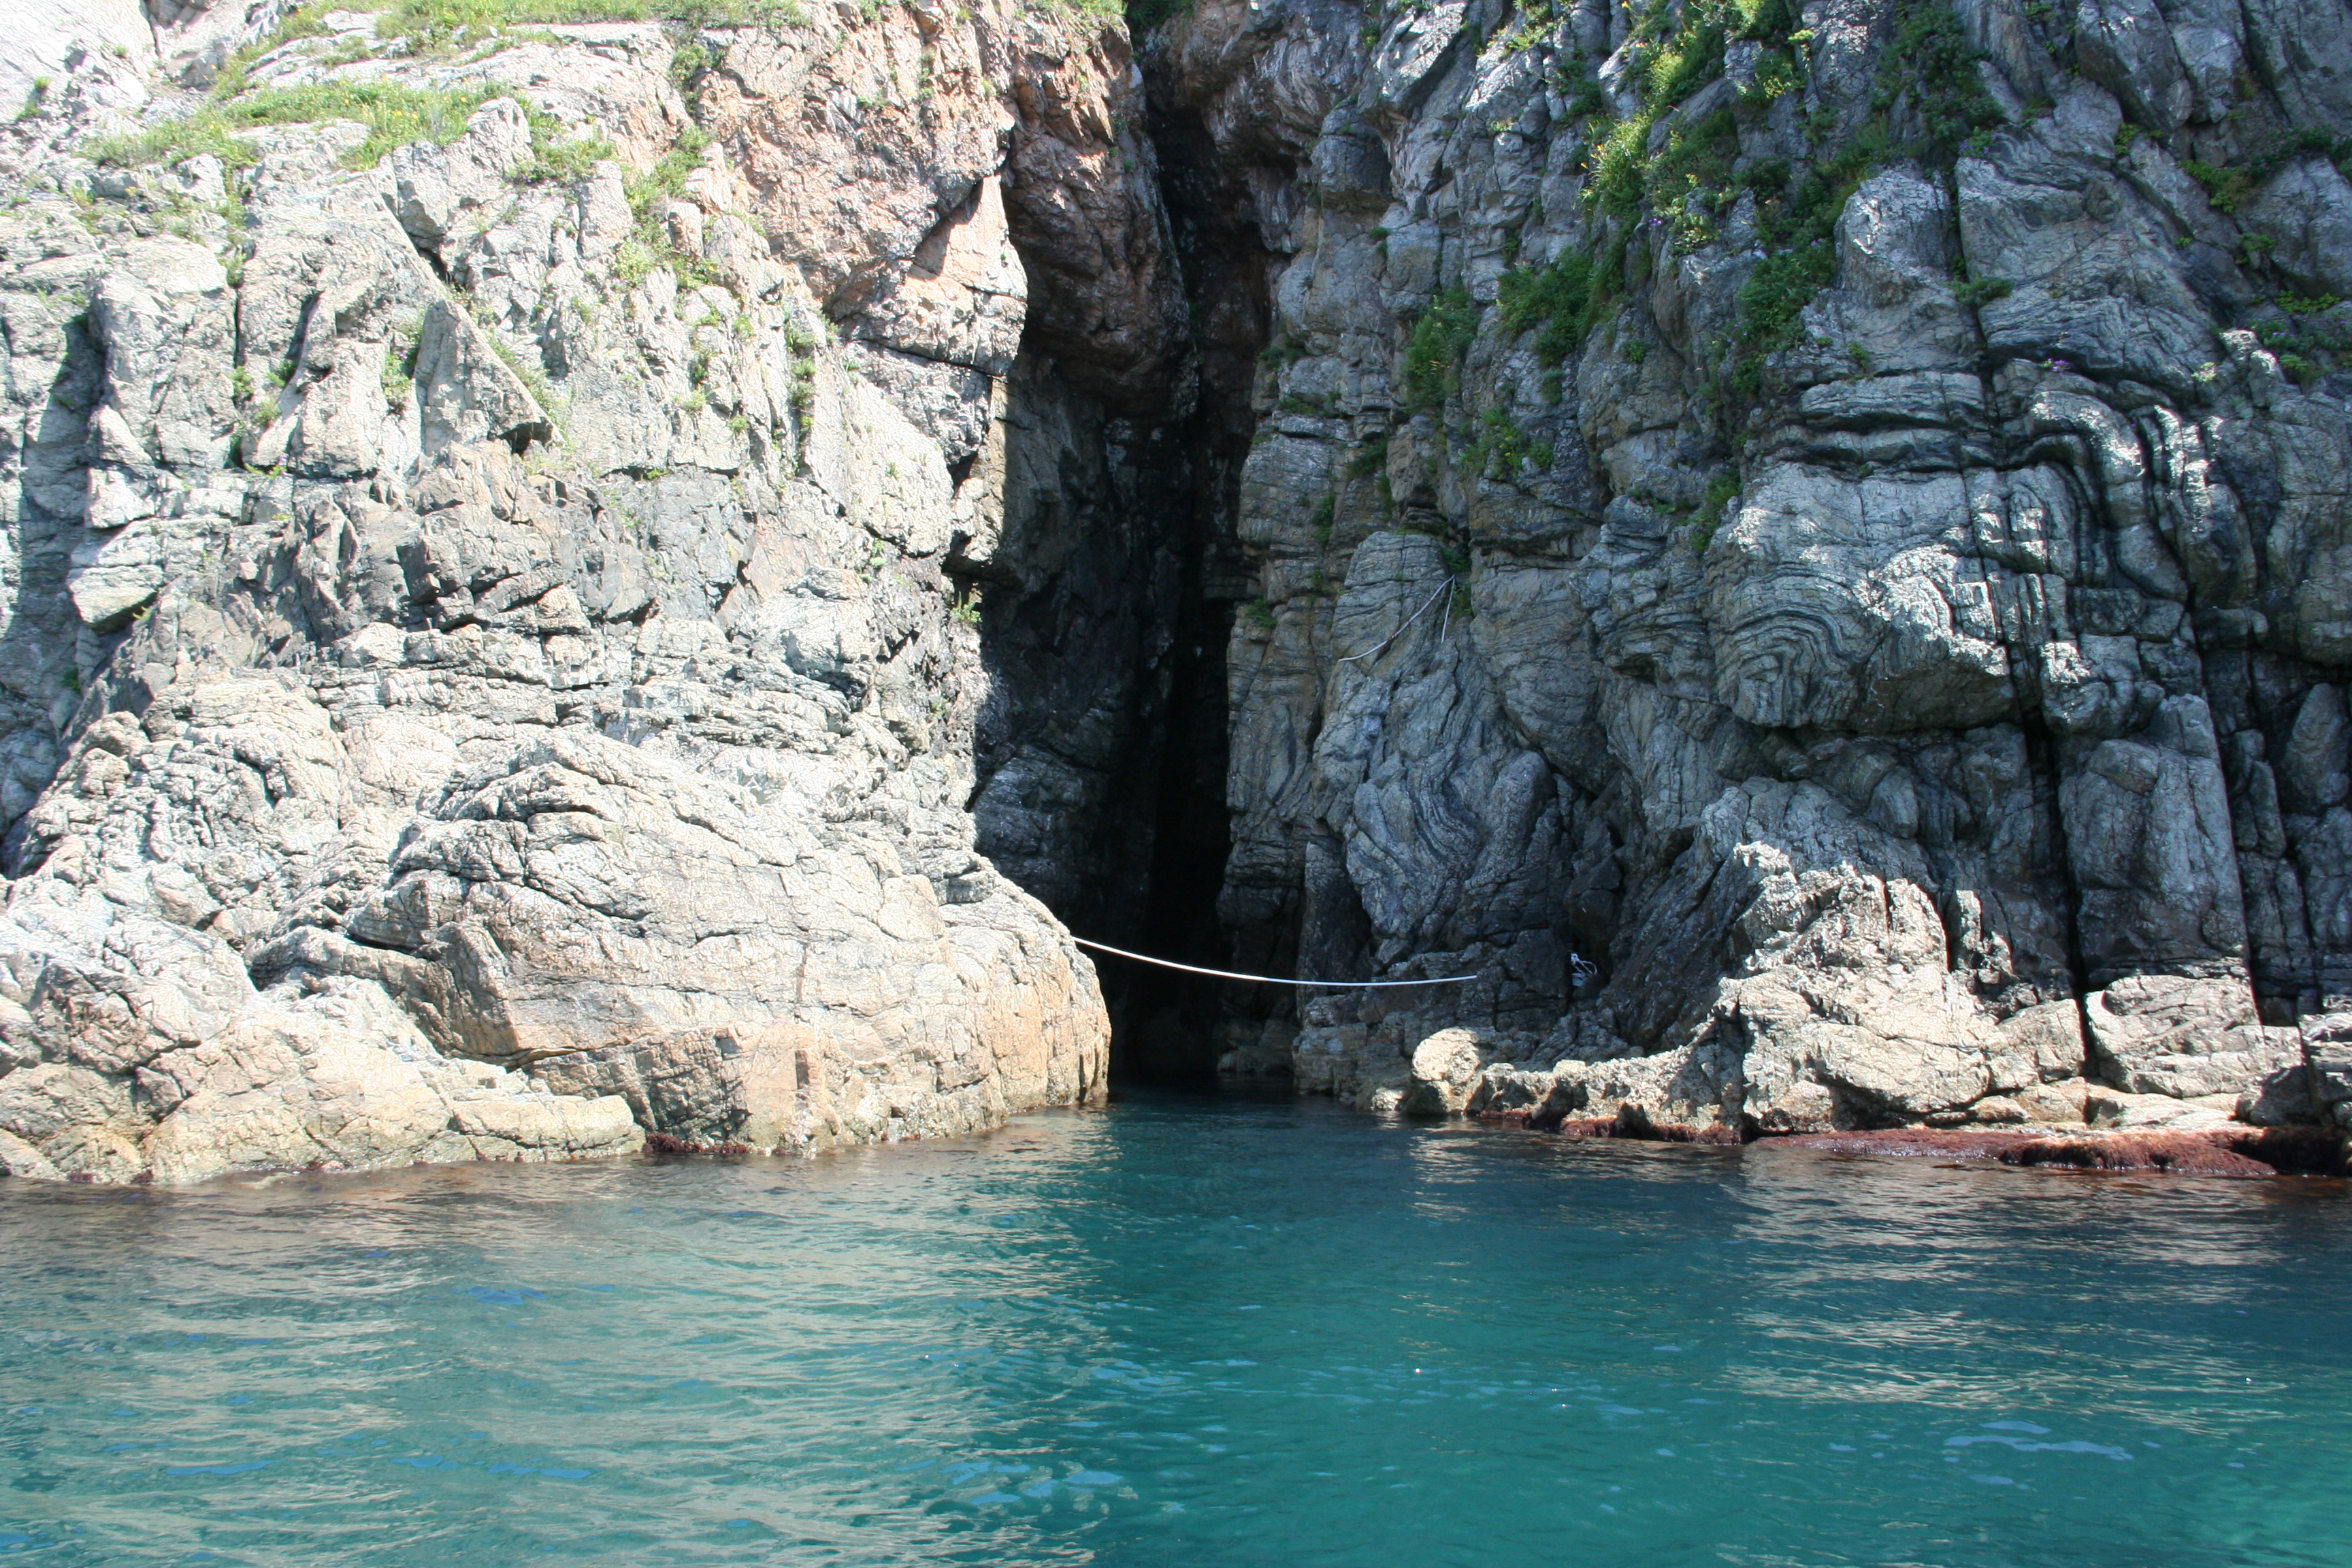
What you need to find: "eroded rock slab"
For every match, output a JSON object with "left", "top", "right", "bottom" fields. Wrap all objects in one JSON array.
[{"left": 0, "top": 0, "right": 1144, "bottom": 1183}]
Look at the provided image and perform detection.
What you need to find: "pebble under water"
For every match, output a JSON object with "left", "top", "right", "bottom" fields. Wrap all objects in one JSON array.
[{"left": 2, "top": 1093, "right": 2349, "bottom": 1567}]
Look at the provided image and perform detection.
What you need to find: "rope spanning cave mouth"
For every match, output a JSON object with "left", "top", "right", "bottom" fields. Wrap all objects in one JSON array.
[
  {"left": 957, "top": 29, "right": 1269, "bottom": 1090},
  {"left": 1070, "top": 936, "right": 1480, "bottom": 989}
]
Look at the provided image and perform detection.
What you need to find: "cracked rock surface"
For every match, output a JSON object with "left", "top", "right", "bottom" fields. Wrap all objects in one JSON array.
[
  {"left": 1149, "top": 0, "right": 2352, "bottom": 1145},
  {"left": 11, "top": 0, "right": 2352, "bottom": 1179},
  {"left": 0, "top": 0, "right": 1137, "bottom": 1183}
]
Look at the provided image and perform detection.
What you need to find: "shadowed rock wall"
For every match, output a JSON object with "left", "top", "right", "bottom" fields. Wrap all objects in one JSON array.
[{"left": 1143, "top": 0, "right": 2352, "bottom": 1139}]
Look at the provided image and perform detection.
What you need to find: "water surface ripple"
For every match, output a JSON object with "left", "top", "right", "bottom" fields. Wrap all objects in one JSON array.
[{"left": 3, "top": 1093, "right": 2347, "bottom": 1566}]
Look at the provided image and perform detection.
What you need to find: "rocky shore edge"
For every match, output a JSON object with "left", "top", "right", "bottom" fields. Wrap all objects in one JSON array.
[{"left": 1460, "top": 1102, "right": 2351, "bottom": 1179}]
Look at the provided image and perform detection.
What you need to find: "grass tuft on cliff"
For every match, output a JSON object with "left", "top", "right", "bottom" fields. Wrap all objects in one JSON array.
[
  {"left": 88, "top": 0, "right": 806, "bottom": 175},
  {"left": 1496, "top": 250, "right": 1616, "bottom": 366},
  {"left": 368, "top": 0, "right": 814, "bottom": 48},
  {"left": 88, "top": 80, "right": 510, "bottom": 169},
  {"left": 1401, "top": 286, "right": 1480, "bottom": 413}
]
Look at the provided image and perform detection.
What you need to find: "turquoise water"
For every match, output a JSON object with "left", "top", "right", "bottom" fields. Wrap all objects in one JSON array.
[{"left": 2, "top": 1094, "right": 2349, "bottom": 1567}]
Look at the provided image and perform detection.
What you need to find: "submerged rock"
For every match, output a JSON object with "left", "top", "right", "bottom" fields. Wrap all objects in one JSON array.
[{"left": 1771, "top": 1124, "right": 2352, "bottom": 1179}]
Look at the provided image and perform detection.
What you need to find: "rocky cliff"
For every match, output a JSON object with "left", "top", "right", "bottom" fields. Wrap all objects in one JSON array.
[
  {"left": 0, "top": 0, "right": 1167, "bottom": 1183},
  {"left": 5, "top": 0, "right": 2352, "bottom": 1186},
  {"left": 1146, "top": 0, "right": 2352, "bottom": 1139}
]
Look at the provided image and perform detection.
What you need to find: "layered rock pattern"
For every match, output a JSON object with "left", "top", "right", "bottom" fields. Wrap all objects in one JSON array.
[
  {"left": 1149, "top": 0, "right": 2352, "bottom": 1140},
  {"left": 10, "top": 0, "right": 2352, "bottom": 1181},
  {"left": 0, "top": 0, "right": 1152, "bottom": 1182}
]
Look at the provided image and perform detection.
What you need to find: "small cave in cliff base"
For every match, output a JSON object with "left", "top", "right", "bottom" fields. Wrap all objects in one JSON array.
[
  {"left": 964, "top": 42, "right": 1274, "bottom": 1089},
  {"left": 963, "top": 388, "right": 1239, "bottom": 1088}
]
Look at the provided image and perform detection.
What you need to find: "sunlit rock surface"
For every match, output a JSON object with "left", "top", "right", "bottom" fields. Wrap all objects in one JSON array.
[{"left": 0, "top": 0, "right": 1140, "bottom": 1182}]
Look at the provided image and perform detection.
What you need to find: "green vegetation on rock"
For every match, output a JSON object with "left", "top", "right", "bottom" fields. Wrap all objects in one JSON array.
[
  {"left": 1497, "top": 250, "right": 1606, "bottom": 366},
  {"left": 1402, "top": 285, "right": 1478, "bottom": 413},
  {"left": 1558, "top": 0, "right": 2002, "bottom": 396},
  {"left": 2185, "top": 129, "right": 2352, "bottom": 214},
  {"left": 366, "top": 0, "right": 812, "bottom": 48},
  {"left": 88, "top": 80, "right": 514, "bottom": 169},
  {"left": 91, "top": 0, "right": 820, "bottom": 173}
]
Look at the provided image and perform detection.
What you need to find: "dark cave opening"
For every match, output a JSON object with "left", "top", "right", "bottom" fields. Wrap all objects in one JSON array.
[
  {"left": 966, "top": 69, "right": 1277, "bottom": 1089},
  {"left": 1096, "top": 85, "right": 1291, "bottom": 1088}
]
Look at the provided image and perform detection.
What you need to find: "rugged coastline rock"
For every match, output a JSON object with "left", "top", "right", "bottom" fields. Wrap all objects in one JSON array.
[
  {"left": 0, "top": 0, "right": 1138, "bottom": 1183},
  {"left": 7, "top": 0, "right": 2352, "bottom": 1184},
  {"left": 1143, "top": 0, "right": 2352, "bottom": 1152}
]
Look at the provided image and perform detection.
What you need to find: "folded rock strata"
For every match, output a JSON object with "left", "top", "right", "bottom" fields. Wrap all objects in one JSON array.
[
  {"left": 1147, "top": 0, "right": 2352, "bottom": 1149},
  {"left": 10, "top": 0, "right": 2352, "bottom": 1182}
]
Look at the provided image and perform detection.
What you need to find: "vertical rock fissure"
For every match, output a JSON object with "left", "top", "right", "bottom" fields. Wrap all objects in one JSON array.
[
  {"left": 2021, "top": 709, "right": 2100, "bottom": 1081},
  {"left": 968, "top": 37, "right": 1282, "bottom": 1085}
]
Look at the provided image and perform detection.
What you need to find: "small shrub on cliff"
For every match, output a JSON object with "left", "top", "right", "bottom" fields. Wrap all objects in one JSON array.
[
  {"left": 1878, "top": 0, "right": 2002, "bottom": 162},
  {"left": 1257, "top": 333, "right": 1307, "bottom": 370},
  {"left": 1588, "top": 113, "right": 1655, "bottom": 218},
  {"left": 1468, "top": 406, "right": 1552, "bottom": 479},
  {"left": 1731, "top": 240, "right": 1834, "bottom": 387},
  {"left": 1401, "top": 285, "right": 1479, "bottom": 412},
  {"left": 1497, "top": 251, "right": 1595, "bottom": 364},
  {"left": 1688, "top": 472, "right": 1741, "bottom": 552},
  {"left": 1643, "top": 14, "right": 1725, "bottom": 106},
  {"left": 626, "top": 125, "right": 713, "bottom": 218},
  {"left": 2278, "top": 351, "right": 2322, "bottom": 387},
  {"left": 2187, "top": 130, "right": 2352, "bottom": 216},
  {"left": 515, "top": 130, "right": 617, "bottom": 182},
  {"left": 1952, "top": 274, "right": 2012, "bottom": 308}
]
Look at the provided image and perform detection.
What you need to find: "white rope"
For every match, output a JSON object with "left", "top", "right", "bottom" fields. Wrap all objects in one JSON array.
[
  {"left": 1334, "top": 575, "right": 1456, "bottom": 664},
  {"left": 1071, "top": 936, "right": 1477, "bottom": 988}
]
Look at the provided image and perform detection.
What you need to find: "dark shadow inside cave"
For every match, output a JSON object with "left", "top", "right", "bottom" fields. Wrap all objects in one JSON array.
[{"left": 956, "top": 65, "right": 1282, "bottom": 1088}]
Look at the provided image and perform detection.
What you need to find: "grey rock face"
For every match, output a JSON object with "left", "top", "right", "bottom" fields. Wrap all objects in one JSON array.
[
  {"left": 11, "top": 0, "right": 2352, "bottom": 1177},
  {"left": 0, "top": 1, "right": 1138, "bottom": 1183},
  {"left": 1146, "top": 0, "right": 2352, "bottom": 1141}
]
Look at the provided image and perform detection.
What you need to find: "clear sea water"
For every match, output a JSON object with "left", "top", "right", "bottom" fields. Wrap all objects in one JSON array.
[{"left": 2, "top": 1092, "right": 2348, "bottom": 1568}]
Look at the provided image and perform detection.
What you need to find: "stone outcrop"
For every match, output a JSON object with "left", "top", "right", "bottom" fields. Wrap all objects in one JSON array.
[
  {"left": 0, "top": 0, "right": 1154, "bottom": 1183},
  {"left": 1143, "top": 0, "right": 2352, "bottom": 1146},
  {"left": 9, "top": 0, "right": 2352, "bottom": 1182}
]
